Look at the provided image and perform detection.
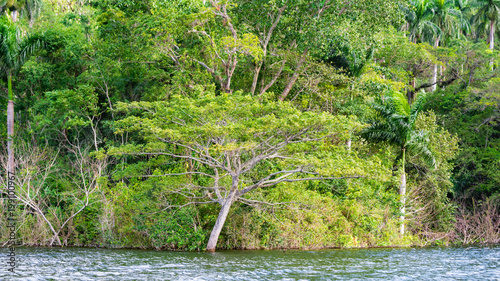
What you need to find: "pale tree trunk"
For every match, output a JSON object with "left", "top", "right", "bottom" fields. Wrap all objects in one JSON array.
[
  {"left": 206, "top": 177, "right": 238, "bottom": 252},
  {"left": 490, "top": 20, "right": 495, "bottom": 70},
  {"left": 279, "top": 48, "right": 308, "bottom": 101},
  {"left": 251, "top": 63, "right": 263, "bottom": 95},
  {"left": 11, "top": 10, "right": 18, "bottom": 22},
  {"left": 7, "top": 101, "right": 14, "bottom": 175},
  {"left": 7, "top": 74, "right": 14, "bottom": 177},
  {"left": 431, "top": 37, "right": 440, "bottom": 92},
  {"left": 399, "top": 172, "right": 406, "bottom": 235},
  {"left": 400, "top": 148, "right": 406, "bottom": 235},
  {"left": 431, "top": 63, "right": 438, "bottom": 92},
  {"left": 251, "top": 6, "right": 285, "bottom": 95}
]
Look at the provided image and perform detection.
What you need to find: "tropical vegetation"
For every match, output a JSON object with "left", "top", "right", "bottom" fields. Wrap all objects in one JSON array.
[{"left": 0, "top": 0, "right": 499, "bottom": 251}]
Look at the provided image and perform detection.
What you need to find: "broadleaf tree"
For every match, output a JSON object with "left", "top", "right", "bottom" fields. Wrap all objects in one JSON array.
[{"left": 110, "top": 92, "right": 385, "bottom": 251}]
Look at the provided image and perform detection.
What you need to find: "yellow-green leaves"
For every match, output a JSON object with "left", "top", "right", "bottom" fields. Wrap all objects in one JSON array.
[
  {"left": 35, "top": 85, "right": 99, "bottom": 130},
  {"left": 220, "top": 33, "right": 263, "bottom": 62},
  {"left": 111, "top": 92, "right": 366, "bottom": 175}
]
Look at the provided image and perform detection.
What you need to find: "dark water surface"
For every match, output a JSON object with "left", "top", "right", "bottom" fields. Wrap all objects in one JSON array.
[{"left": 2, "top": 245, "right": 499, "bottom": 280}]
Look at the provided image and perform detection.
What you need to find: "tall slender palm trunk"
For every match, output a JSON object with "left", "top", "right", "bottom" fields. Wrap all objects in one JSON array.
[
  {"left": 431, "top": 37, "right": 440, "bottom": 92},
  {"left": 7, "top": 73, "right": 14, "bottom": 176},
  {"left": 400, "top": 148, "right": 406, "bottom": 235},
  {"left": 490, "top": 20, "right": 495, "bottom": 70}
]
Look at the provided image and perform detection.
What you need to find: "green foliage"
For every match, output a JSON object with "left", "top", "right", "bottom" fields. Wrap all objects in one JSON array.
[
  {"left": 73, "top": 203, "right": 101, "bottom": 245},
  {"left": 146, "top": 207, "right": 207, "bottom": 251},
  {"left": 426, "top": 78, "right": 500, "bottom": 199},
  {"left": 408, "top": 111, "right": 459, "bottom": 233},
  {"left": 2, "top": 0, "right": 496, "bottom": 250},
  {"left": 220, "top": 183, "right": 405, "bottom": 249}
]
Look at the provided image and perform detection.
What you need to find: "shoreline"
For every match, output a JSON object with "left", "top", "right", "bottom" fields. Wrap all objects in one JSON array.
[{"left": 2, "top": 241, "right": 499, "bottom": 252}]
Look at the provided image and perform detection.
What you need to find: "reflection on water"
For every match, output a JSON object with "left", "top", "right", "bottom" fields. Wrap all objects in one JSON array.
[{"left": 2, "top": 245, "right": 499, "bottom": 280}]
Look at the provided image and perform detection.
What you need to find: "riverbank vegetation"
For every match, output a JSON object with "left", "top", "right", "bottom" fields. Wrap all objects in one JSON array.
[{"left": 0, "top": 0, "right": 499, "bottom": 251}]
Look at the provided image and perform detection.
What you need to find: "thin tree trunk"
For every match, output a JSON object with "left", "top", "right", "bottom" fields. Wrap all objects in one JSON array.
[
  {"left": 251, "top": 5, "right": 285, "bottom": 95},
  {"left": 11, "top": 10, "right": 18, "bottom": 22},
  {"left": 408, "top": 76, "right": 416, "bottom": 104},
  {"left": 490, "top": 20, "right": 495, "bottom": 70},
  {"left": 50, "top": 201, "right": 89, "bottom": 246},
  {"left": 259, "top": 60, "right": 286, "bottom": 95},
  {"left": 223, "top": 56, "right": 237, "bottom": 94},
  {"left": 400, "top": 149, "right": 406, "bottom": 235},
  {"left": 431, "top": 37, "right": 440, "bottom": 92},
  {"left": 400, "top": 172, "right": 406, "bottom": 235},
  {"left": 7, "top": 74, "right": 14, "bottom": 176},
  {"left": 251, "top": 63, "right": 263, "bottom": 95},
  {"left": 7, "top": 101, "right": 14, "bottom": 175},
  {"left": 35, "top": 205, "right": 62, "bottom": 246},
  {"left": 279, "top": 48, "right": 308, "bottom": 101},
  {"left": 431, "top": 64, "right": 438, "bottom": 92},
  {"left": 206, "top": 177, "right": 238, "bottom": 252}
]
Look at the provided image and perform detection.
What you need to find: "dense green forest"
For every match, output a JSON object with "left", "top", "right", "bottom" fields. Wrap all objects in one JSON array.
[{"left": 0, "top": 0, "right": 499, "bottom": 251}]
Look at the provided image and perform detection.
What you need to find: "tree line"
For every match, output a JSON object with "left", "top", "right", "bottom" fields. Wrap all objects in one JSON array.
[{"left": 0, "top": 0, "right": 499, "bottom": 251}]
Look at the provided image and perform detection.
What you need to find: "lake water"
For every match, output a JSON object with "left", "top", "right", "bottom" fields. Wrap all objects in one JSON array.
[{"left": 2, "top": 245, "right": 499, "bottom": 280}]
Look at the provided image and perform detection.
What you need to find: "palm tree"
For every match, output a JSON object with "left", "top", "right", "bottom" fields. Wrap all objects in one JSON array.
[
  {"left": 472, "top": 0, "right": 500, "bottom": 69},
  {"left": 402, "top": 0, "right": 441, "bottom": 44},
  {"left": 361, "top": 90, "right": 436, "bottom": 235},
  {"left": 401, "top": 1, "right": 442, "bottom": 98},
  {"left": 427, "top": 0, "right": 460, "bottom": 91},
  {"left": 0, "top": 17, "right": 43, "bottom": 178},
  {"left": 454, "top": 0, "right": 473, "bottom": 38}
]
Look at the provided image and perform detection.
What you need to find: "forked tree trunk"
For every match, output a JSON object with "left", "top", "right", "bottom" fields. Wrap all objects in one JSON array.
[
  {"left": 206, "top": 177, "right": 238, "bottom": 252},
  {"left": 251, "top": 63, "right": 263, "bottom": 95},
  {"left": 279, "top": 48, "right": 308, "bottom": 101}
]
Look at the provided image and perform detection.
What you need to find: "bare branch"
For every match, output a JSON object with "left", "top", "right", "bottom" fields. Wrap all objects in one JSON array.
[
  {"left": 259, "top": 59, "right": 286, "bottom": 95},
  {"left": 124, "top": 171, "right": 215, "bottom": 179}
]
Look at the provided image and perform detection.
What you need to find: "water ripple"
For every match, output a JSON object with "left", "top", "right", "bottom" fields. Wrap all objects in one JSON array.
[{"left": 1, "top": 245, "right": 499, "bottom": 280}]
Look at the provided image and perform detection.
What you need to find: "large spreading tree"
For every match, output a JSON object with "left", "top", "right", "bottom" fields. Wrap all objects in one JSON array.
[{"left": 110, "top": 93, "right": 383, "bottom": 251}]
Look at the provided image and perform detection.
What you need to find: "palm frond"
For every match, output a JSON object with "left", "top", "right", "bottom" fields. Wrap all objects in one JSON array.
[
  {"left": 0, "top": 18, "right": 19, "bottom": 71},
  {"left": 409, "top": 90, "right": 428, "bottom": 128},
  {"left": 0, "top": 17, "right": 45, "bottom": 76},
  {"left": 406, "top": 130, "right": 437, "bottom": 168},
  {"left": 388, "top": 90, "right": 411, "bottom": 115},
  {"left": 361, "top": 122, "right": 397, "bottom": 143},
  {"left": 16, "top": 32, "right": 44, "bottom": 71}
]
